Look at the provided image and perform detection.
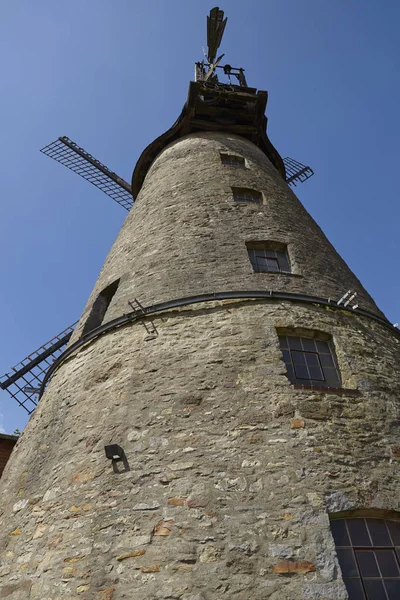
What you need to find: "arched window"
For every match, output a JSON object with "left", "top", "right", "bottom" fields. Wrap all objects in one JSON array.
[{"left": 331, "top": 516, "right": 400, "bottom": 599}]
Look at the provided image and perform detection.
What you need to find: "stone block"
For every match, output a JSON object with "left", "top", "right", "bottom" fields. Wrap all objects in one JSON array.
[
  {"left": 291, "top": 419, "right": 305, "bottom": 429},
  {"left": 116, "top": 549, "right": 146, "bottom": 561},
  {"left": 167, "top": 497, "right": 186, "bottom": 506},
  {"left": 153, "top": 520, "right": 174, "bottom": 536}
]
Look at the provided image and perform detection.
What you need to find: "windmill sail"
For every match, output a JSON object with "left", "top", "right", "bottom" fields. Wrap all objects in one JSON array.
[
  {"left": 283, "top": 157, "right": 314, "bottom": 187},
  {"left": 40, "top": 137, "right": 134, "bottom": 211},
  {"left": 0, "top": 323, "right": 77, "bottom": 413}
]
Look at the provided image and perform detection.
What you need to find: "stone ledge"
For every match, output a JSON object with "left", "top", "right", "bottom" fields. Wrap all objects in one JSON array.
[
  {"left": 293, "top": 384, "right": 360, "bottom": 396},
  {"left": 251, "top": 272, "right": 303, "bottom": 278}
]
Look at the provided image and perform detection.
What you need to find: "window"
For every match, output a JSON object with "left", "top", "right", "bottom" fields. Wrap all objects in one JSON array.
[
  {"left": 220, "top": 153, "right": 245, "bottom": 167},
  {"left": 278, "top": 334, "right": 341, "bottom": 388},
  {"left": 82, "top": 279, "right": 120, "bottom": 336},
  {"left": 331, "top": 517, "right": 400, "bottom": 599},
  {"left": 232, "top": 187, "right": 262, "bottom": 204},
  {"left": 246, "top": 242, "right": 290, "bottom": 273}
]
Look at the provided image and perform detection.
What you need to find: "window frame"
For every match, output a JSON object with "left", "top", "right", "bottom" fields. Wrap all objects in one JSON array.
[
  {"left": 278, "top": 334, "right": 341, "bottom": 389},
  {"left": 331, "top": 517, "right": 400, "bottom": 599},
  {"left": 220, "top": 153, "right": 246, "bottom": 167},
  {"left": 232, "top": 187, "right": 262, "bottom": 205},
  {"left": 246, "top": 241, "right": 291, "bottom": 274}
]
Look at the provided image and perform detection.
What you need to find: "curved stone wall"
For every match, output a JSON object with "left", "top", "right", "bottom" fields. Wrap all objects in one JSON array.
[
  {"left": 0, "top": 131, "right": 398, "bottom": 599},
  {"left": 0, "top": 301, "right": 398, "bottom": 599},
  {"left": 72, "top": 132, "right": 383, "bottom": 341}
]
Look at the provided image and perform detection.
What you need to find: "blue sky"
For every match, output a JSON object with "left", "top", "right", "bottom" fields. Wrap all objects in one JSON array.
[{"left": 1, "top": 0, "right": 399, "bottom": 433}]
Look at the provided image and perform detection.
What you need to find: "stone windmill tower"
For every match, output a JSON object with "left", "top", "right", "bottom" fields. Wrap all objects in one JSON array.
[{"left": 0, "top": 8, "right": 399, "bottom": 600}]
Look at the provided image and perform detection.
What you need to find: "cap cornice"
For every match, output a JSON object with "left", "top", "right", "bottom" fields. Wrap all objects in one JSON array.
[{"left": 131, "top": 81, "right": 286, "bottom": 198}]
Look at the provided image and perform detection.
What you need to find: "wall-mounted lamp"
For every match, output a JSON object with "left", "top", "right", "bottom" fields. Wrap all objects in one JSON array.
[
  {"left": 104, "top": 444, "right": 130, "bottom": 473},
  {"left": 104, "top": 444, "right": 124, "bottom": 461}
]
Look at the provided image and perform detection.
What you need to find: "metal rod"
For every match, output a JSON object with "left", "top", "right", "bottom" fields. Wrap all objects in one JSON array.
[{"left": 205, "top": 64, "right": 245, "bottom": 71}]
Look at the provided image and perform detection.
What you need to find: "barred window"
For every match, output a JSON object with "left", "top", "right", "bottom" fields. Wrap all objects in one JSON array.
[
  {"left": 278, "top": 334, "right": 341, "bottom": 388},
  {"left": 232, "top": 187, "right": 262, "bottom": 204},
  {"left": 331, "top": 517, "right": 400, "bottom": 599},
  {"left": 246, "top": 242, "right": 290, "bottom": 273},
  {"left": 220, "top": 153, "right": 245, "bottom": 167}
]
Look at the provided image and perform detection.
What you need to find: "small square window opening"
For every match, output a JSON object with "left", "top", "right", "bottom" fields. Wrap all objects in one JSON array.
[
  {"left": 220, "top": 153, "right": 245, "bottom": 167},
  {"left": 232, "top": 188, "right": 262, "bottom": 204},
  {"left": 279, "top": 334, "right": 341, "bottom": 388},
  {"left": 246, "top": 242, "right": 291, "bottom": 273}
]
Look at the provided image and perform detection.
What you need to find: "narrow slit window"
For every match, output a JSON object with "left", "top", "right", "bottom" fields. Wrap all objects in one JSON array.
[
  {"left": 220, "top": 153, "right": 245, "bottom": 167},
  {"left": 330, "top": 517, "right": 400, "bottom": 599},
  {"left": 232, "top": 187, "right": 262, "bottom": 204},
  {"left": 278, "top": 334, "right": 341, "bottom": 388},
  {"left": 82, "top": 279, "right": 120, "bottom": 336},
  {"left": 246, "top": 241, "right": 291, "bottom": 274}
]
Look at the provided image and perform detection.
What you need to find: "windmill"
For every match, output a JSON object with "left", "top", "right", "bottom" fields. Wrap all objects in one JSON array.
[{"left": 0, "top": 7, "right": 314, "bottom": 416}]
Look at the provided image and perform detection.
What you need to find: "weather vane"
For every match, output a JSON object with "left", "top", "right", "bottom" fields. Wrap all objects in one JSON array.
[{"left": 195, "top": 7, "right": 248, "bottom": 87}]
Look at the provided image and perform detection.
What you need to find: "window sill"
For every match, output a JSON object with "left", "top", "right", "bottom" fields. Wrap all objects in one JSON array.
[
  {"left": 252, "top": 271, "right": 303, "bottom": 278},
  {"left": 292, "top": 384, "right": 360, "bottom": 396}
]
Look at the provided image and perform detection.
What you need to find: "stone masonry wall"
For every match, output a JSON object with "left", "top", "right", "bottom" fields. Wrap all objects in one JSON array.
[
  {"left": 0, "top": 131, "right": 398, "bottom": 600},
  {"left": 72, "top": 133, "right": 383, "bottom": 342},
  {"left": 0, "top": 301, "right": 399, "bottom": 599}
]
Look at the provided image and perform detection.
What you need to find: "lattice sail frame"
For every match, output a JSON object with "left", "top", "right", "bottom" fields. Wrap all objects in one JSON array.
[
  {"left": 284, "top": 156, "right": 314, "bottom": 187},
  {"left": 0, "top": 323, "right": 77, "bottom": 413},
  {"left": 40, "top": 137, "right": 134, "bottom": 211}
]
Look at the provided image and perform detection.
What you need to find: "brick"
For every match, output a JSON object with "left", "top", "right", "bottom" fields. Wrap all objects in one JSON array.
[
  {"left": 291, "top": 418, "right": 305, "bottom": 429},
  {"left": 116, "top": 549, "right": 146, "bottom": 561},
  {"left": 167, "top": 497, "right": 186, "bottom": 506},
  {"left": 391, "top": 446, "right": 400, "bottom": 458},
  {"left": 272, "top": 560, "right": 316, "bottom": 574},
  {"left": 141, "top": 565, "right": 160, "bottom": 573},
  {"left": 96, "top": 591, "right": 114, "bottom": 600},
  {"left": 153, "top": 520, "right": 174, "bottom": 536}
]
